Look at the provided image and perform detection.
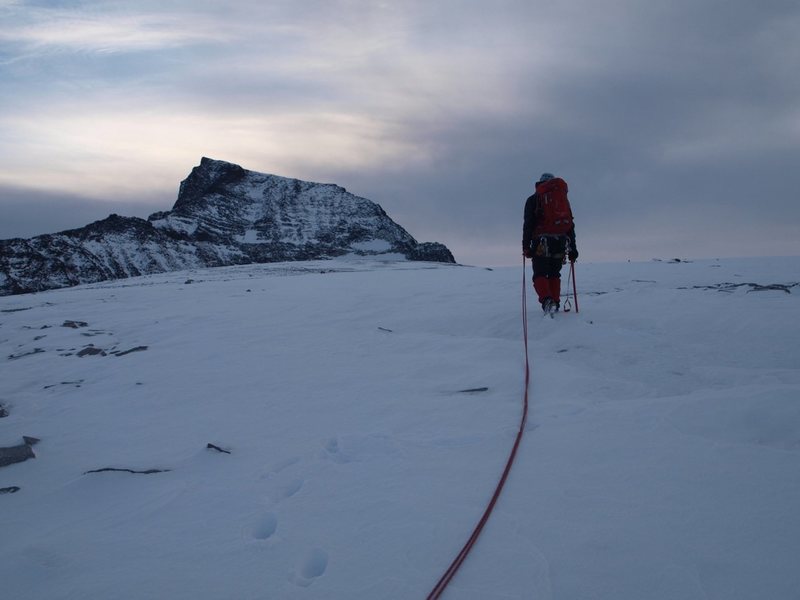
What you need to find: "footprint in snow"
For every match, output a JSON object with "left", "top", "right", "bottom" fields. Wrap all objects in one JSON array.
[
  {"left": 321, "top": 437, "right": 349, "bottom": 464},
  {"left": 252, "top": 513, "right": 278, "bottom": 540},
  {"left": 282, "top": 478, "right": 304, "bottom": 499},
  {"left": 259, "top": 456, "right": 301, "bottom": 482},
  {"left": 268, "top": 456, "right": 301, "bottom": 475},
  {"left": 290, "top": 548, "right": 328, "bottom": 587},
  {"left": 266, "top": 478, "right": 304, "bottom": 505}
]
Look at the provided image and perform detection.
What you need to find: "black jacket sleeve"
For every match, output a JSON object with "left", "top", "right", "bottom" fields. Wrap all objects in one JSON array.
[
  {"left": 567, "top": 225, "right": 577, "bottom": 253},
  {"left": 522, "top": 194, "right": 537, "bottom": 251}
]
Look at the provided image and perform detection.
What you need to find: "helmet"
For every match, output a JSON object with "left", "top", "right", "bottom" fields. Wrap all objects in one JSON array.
[{"left": 538, "top": 172, "right": 555, "bottom": 183}]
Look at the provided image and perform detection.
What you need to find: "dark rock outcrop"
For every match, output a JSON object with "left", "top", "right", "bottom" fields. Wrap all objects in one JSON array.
[
  {"left": 84, "top": 467, "right": 169, "bottom": 475},
  {"left": 0, "top": 158, "right": 455, "bottom": 296},
  {"left": 206, "top": 443, "right": 231, "bottom": 454},
  {"left": 0, "top": 440, "right": 35, "bottom": 468}
]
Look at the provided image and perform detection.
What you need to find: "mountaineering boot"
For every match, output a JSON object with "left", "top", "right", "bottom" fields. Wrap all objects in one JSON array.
[{"left": 542, "top": 297, "right": 557, "bottom": 317}]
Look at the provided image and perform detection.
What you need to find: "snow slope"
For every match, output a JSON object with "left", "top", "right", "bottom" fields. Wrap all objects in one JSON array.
[{"left": 1, "top": 256, "right": 799, "bottom": 599}]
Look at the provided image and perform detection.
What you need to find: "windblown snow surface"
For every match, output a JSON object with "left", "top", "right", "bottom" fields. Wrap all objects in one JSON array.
[{"left": 1, "top": 256, "right": 798, "bottom": 600}]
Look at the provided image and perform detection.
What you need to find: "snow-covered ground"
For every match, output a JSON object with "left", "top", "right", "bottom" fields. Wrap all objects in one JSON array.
[{"left": 1, "top": 256, "right": 799, "bottom": 600}]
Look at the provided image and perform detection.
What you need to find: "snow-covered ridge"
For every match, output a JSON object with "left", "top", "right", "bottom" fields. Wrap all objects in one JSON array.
[{"left": 0, "top": 158, "right": 454, "bottom": 296}]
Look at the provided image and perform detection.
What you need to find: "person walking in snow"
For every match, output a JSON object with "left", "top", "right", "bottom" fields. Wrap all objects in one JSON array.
[{"left": 522, "top": 172, "right": 578, "bottom": 314}]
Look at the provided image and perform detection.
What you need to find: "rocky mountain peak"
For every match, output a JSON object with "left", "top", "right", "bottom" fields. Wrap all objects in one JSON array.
[
  {"left": 174, "top": 157, "right": 247, "bottom": 212},
  {"left": 0, "top": 158, "right": 455, "bottom": 296}
]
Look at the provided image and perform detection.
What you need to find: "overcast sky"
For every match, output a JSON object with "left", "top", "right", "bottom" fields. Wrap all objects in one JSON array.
[{"left": 1, "top": 0, "right": 799, "bottom": 265}]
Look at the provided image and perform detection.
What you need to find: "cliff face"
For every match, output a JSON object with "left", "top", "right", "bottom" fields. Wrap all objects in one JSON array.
[{"left": 0, "top": 158, "right": 455, "bottom": 296}]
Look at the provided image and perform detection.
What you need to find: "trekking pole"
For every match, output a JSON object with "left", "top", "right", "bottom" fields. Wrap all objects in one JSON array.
[
  {"left": 570, "top": 261, "right": 579, "bottom": 313},
  {"left": 563, "top": 262, "right": 573, "bottom": 312}
]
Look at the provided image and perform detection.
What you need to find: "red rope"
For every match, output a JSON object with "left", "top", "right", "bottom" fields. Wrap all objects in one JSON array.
[{"left": 425, "top": 258, "right": 531, "bottom": 599}]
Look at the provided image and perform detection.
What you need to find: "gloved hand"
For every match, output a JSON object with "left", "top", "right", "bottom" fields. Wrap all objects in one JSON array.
[
  {"left": 568, "top": 248, "right": 579, "bottom": 263},
  {"left": 523, "top": 247, "right": 533, "bottom": 258}
]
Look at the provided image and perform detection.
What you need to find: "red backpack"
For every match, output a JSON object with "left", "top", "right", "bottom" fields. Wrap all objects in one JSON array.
[{"left": 533, "top": 177, "right": 573, "bottom": 235}]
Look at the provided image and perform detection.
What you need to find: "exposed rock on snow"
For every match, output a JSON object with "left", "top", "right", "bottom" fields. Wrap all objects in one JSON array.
[
  {"left": 62, "top": 320, "right": 89, "bottom": 328},
  {"left": 0, "top": 158, "right": 455, "bottom": 296},
  {"left": 111, "top": 346, "right": 148, "bottom": 357},
  {"left": 679, "top": 282, "right": 798, "bottom": 293},
  {"left": 206, "top": 443, "right": 231, "bottom": 454},
  {"left": 84, "top": 467, "right": 170, "bottom": 475},
  {"left": 0, "top": 439, "right": 36, "bottom": 468},
  {"left": 42, "top": 380, "right": 83, "bottom": 390},
  {"left": 76, "top": 346, "right": 106, "bottom": 357},
  {"left": 7, "top": 348, "right": 45, "bottom": 360}
]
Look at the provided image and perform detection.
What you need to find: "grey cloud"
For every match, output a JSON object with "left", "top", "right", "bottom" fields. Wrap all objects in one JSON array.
[
  {"left": 0, "top": 185, "right": 165, "bottom": 240},
  {"left": 1, "top": 0, "right": 799, "bottom": 265}
]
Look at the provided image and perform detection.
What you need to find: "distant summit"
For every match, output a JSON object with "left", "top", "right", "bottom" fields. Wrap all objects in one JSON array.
[{"left": 0, "top": 158, "right": 455, "bottom": 296}]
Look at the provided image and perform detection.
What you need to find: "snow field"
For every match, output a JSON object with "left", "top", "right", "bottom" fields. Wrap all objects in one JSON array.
[{"left": 1, "top": 256, "right": 799, "bottom": 599}]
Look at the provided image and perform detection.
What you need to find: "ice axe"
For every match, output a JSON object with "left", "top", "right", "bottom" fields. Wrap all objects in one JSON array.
[{"left": 563, "top": 260, "right": 579, "bottom": 313}]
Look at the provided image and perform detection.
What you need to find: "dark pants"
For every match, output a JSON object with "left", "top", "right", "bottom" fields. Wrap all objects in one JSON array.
[
  {"left": 531, "top": 257, "right": 564, "bottom": 306},
  {"left": 529, "top": 235, "right": 567, "bottom": 306}
]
